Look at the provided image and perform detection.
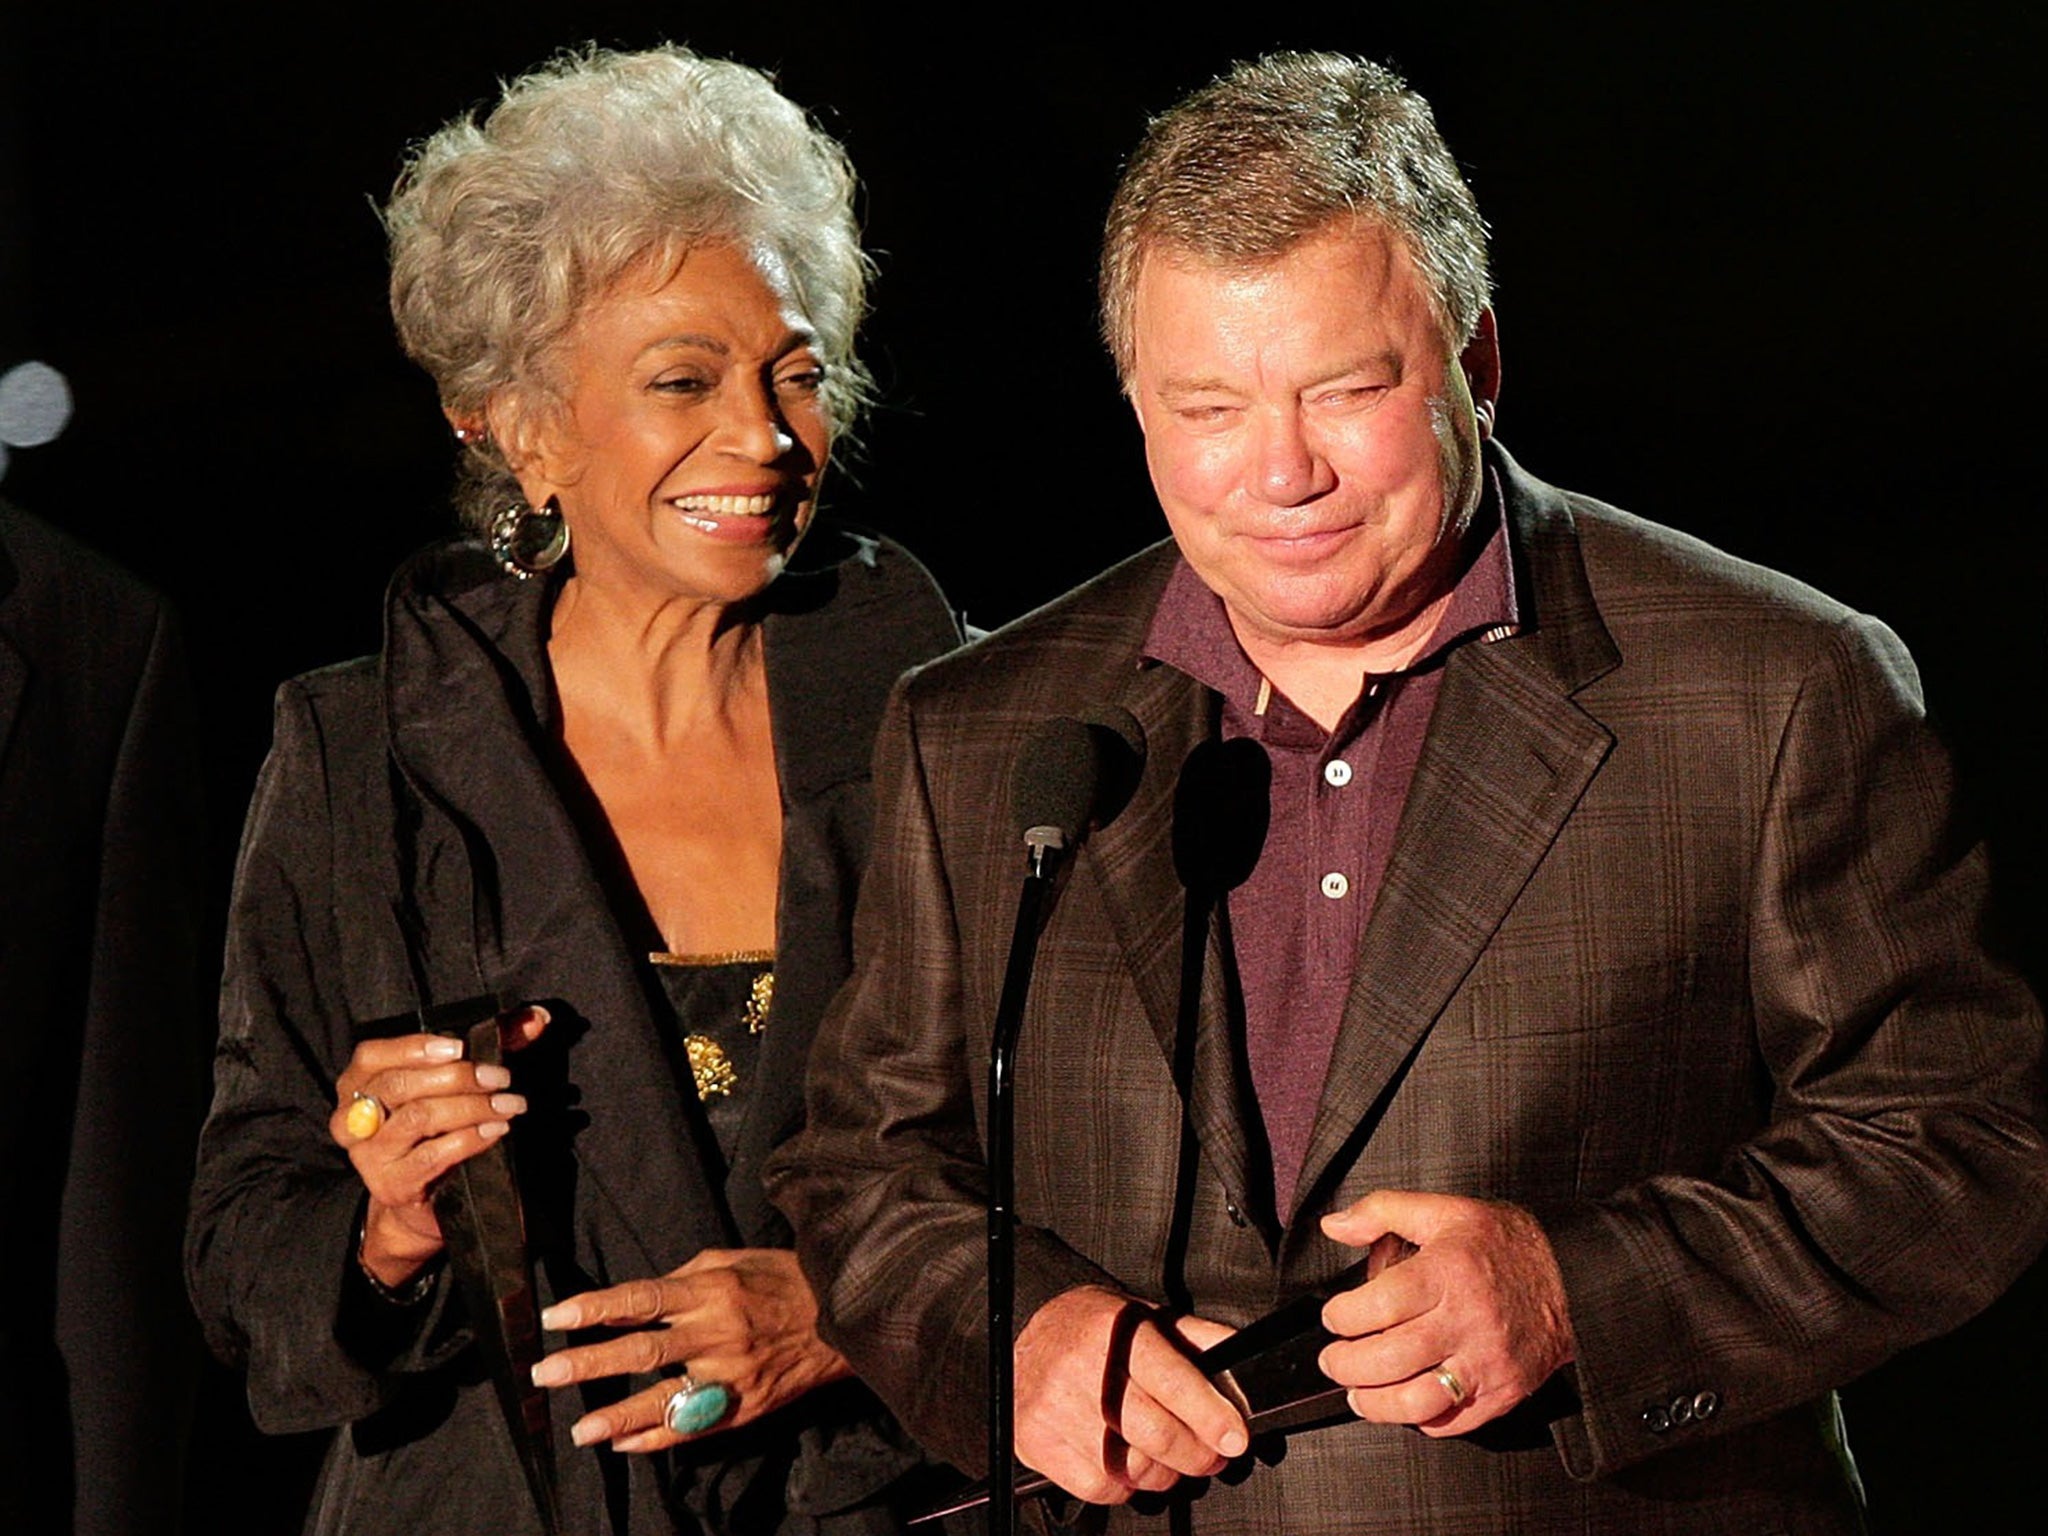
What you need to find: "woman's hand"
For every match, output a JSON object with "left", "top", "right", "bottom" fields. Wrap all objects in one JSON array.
[
  {"left": 532, "top": 1248, "right": 853, "bottom": 1451},
  {"left": 327, "top": 1006, "right": 550, "bottom": 1289}
]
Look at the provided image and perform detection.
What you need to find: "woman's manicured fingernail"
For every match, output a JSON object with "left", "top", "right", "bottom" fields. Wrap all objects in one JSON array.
[
  {"left": 489, "top": 1093, "right": 526, "bottom": 1115},
  {"left": 530, "top": 1357, "right": 569, "bottom": 1387},
  {"left": 476, "top": 1065, "right": 512, "bottom": 1090},
  {"left": 541, "top": 1305, "right": 572, "bottom": 1331},
  {"left": 570, "top": 1416, "right": 605, "bottom": 1447},
  {"left": 424, "top": 1037, "right": 463, "bottom": 1060},
  {"left": 479, "top": 1119, "right": 509, "bottom": 1139}
]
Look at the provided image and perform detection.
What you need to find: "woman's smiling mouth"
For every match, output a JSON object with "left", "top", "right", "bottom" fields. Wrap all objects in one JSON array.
[{"left": 670, "top": 491, "right": 795, "bottom": 541}]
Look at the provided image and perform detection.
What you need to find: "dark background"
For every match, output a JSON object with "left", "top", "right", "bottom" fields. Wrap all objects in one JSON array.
[{"left": 3, "top": 1, "right": 2042, "bottom": 1529}]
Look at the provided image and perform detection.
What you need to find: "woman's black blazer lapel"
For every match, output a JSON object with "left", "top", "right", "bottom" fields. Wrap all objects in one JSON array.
[
  {"left": 733, "top": 534, "right": 964, "bottom": 1242},
  {"left": 381, "top": 546, "right": 730, "bottom": 1279},
  {"left": 376, "top": 531, "right": 961, "bottom": 1267}
]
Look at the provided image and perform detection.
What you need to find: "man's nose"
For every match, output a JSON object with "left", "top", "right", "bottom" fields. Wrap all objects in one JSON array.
[{"left": 1250, "top": 406, "right": 1333, "bottom": 505}]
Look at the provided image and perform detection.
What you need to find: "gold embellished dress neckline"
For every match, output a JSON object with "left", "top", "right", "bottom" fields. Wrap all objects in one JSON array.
[
  {"left": 639, "top": 953, "right": 775, "bottom": 1165},
  {"left": 648, "top": 949, "right": 776, "bottom": 968}
]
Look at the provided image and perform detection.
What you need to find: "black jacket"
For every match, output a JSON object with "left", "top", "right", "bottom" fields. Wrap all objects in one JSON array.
[
  {"left": 0, "top": 501, "right": 207, "bottom": 1535},
  {"left": 187, "top": 528, "right": 960, "bottom": 1534}
]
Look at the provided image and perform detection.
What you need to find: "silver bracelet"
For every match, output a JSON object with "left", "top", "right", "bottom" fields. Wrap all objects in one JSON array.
[{"left": 355, "top": 1216, "right": 439, "bottom": 1307}]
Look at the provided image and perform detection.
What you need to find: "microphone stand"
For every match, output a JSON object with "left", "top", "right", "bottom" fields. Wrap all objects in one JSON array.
[{"left": 987, "top": 823, "right": 1067, "bottom": 1536}]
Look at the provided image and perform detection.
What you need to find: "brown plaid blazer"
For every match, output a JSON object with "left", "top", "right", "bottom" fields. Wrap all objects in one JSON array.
[{"left": 768, "top": 449, "right": 2048, "bottom": 1534}]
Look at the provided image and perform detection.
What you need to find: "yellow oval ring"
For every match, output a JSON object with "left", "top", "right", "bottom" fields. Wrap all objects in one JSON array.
[{"left": 345, "top": 1091, "right": 388, "bottom": 1141}]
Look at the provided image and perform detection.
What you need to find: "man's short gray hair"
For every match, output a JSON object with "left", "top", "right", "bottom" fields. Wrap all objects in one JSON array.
[
  {"left": 384, "top": 44, "right": 872, "bottom": 530},
  {"left": 1100, "top": 52, "right": 1490, "bottom": 387}
]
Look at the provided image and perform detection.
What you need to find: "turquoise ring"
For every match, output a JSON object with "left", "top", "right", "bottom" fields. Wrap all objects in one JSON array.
[{"left": 663, "top": 1374, "right": 732, "bottom": 1436}]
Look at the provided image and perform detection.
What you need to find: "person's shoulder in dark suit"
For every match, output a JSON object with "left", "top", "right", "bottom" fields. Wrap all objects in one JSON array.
[
  {"left": 0, "top": 497, "right": 180, "bottom": 717},
  {"left": 0, "top": 497, "right": 207, "bottom": 1536},
  {"left": 894, "top": 538, "right": 1180, "bottom": 725},
  {"left": 1555, "top": 484, "right": 1933, "bottom": 765}
]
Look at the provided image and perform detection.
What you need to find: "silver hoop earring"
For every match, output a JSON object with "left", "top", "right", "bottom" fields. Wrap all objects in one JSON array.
[{"left": 489, "top": 496, "right": 569, "bottom": 580}]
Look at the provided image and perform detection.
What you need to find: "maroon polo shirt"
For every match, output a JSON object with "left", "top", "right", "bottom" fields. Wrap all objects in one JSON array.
[{"left": 1143, "top": 479, "right": 1520, "bottom": 1215}]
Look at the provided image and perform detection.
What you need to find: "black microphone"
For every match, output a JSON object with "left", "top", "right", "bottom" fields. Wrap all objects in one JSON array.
[
  {"left": 1011, "top": 716, "right": 1100, "bottom": 869},
  {"left": 987, "top": 708, "right": 1145, "bottom": 1536},
  {"left": 1010, "top": 707, "right": 1146, "bottom": 871}
]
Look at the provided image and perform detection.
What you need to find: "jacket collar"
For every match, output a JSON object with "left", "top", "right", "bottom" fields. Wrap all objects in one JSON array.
[
  {"left": 375, "top": 528, "right": 895, "bottom": 1268},
  {"left": 1064, "top": 451, "right": 1623, "bottom": 1247},
  {"left": 1284, "top": 444, "right": 1620, "bottom": 1234},
  {"left": 1057, "top": 548, "right": 1270, "bottom": 1245}
]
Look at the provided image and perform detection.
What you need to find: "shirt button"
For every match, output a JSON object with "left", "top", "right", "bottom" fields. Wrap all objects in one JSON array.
[
  {"left": 1320, "top": 872, "right": 1350, "bottom": 900},
  {"left": 1323, "top": 759, "right": 1353, "bottom": 787}
]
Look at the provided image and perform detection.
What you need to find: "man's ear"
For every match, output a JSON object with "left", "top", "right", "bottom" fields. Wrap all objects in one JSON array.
[{"left": 1460, "top": 307, "right": 1501, "bottom": 439}]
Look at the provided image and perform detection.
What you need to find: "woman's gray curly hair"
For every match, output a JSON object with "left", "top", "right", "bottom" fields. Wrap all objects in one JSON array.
[{"left": 384, "top": 44, "right": 873, "bottom": 531}]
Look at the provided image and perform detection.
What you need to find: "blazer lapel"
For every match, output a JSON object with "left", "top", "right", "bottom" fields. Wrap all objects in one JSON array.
[
  {"left": 730, "top": 566, "right": 860, "bottom": 1242},
  {"left": 728, "top": 536, "right": 956, "bottom": 1242},
  {"left": 1288, "top": 464, "right": 1622, "bottom": 1227},
  {"left": 383, "top": 551, "right": 728, "bottom": 1277},
  {"left": 1086, "top": 607, "right": 1260, "bottom": 1228}
]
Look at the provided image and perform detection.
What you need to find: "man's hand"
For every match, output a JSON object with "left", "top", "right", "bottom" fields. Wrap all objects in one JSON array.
[
  {"left": 1013, "top": 1285, "right": 1247, "bottom": 1504},
  {"left": 1318, "top": 1190, "right": 1574, "bottom": 1436}
]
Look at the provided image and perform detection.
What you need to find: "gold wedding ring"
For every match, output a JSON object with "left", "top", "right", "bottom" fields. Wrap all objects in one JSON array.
[
  {"left": 1434, "top": 1365, "right": 1467, "bottom": 1409},
  {"left": 345, "top": 1091, "right": 388, "bottom": 1141}
]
